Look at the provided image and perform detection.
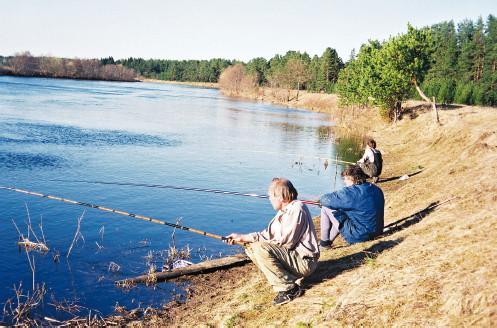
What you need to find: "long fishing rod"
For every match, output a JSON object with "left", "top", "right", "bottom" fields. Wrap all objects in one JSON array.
[
  {"left": 49, "top": 179, "right": 322, "bottom": 206},
  {"left": 0, "top": 186, "right": 246, "bottom": 246}
]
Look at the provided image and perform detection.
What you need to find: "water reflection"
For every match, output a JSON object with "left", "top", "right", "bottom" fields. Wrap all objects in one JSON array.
[{"left": 334, "top": 134, "right": 364, "bottom": 163}]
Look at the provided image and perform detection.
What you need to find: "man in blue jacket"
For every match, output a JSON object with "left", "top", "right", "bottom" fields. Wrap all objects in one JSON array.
[{"left": 319, "top": 165, "right": 384, "bottom": 248}]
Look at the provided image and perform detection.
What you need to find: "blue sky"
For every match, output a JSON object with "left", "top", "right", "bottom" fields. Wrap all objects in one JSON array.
[{"left": 0, "top": 0, "right": 495, "bottom": 61}]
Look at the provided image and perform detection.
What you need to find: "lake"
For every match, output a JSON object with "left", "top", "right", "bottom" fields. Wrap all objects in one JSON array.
[{"left": 0, "top": 76, "right": 346, "bottom": 320}]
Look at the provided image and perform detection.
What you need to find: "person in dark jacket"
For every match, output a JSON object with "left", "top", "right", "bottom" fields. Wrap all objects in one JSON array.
[{"left": 319, "top": 165, "right": 384, "bottom": 248}]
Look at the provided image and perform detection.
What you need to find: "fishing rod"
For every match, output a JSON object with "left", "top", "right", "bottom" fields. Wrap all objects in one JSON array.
[
  {"left": 0, "top": 186, "right": 246, "bottom": 246},
  {"left": 49, "top": 179, "right": 322, "bottom": 206}
]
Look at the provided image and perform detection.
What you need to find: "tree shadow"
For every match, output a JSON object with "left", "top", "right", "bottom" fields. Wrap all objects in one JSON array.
[
  {"left": 400, "top": 103, "right": 463, "bottom": 120},
  {"left": 438, "top": 104, "right": 464, "bottom": 110},
  {"left": 306, "top": 238, "right": 404, "bottom": 286},
  {"left": 376, "top": 169, "right": 424, "bottom": 183}
]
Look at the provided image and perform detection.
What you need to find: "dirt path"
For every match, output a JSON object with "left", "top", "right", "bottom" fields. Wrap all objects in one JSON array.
[{"left": 130, "top": 104, "right": 497, "bottom": 327}]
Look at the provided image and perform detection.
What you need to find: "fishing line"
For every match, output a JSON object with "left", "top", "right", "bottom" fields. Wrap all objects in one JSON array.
[{"left": 49, "top": 179, "right": 321, "bottom": 206}]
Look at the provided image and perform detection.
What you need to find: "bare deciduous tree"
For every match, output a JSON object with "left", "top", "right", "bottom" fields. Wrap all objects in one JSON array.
[
  {"left": 219, "top": 64, "right": 258, "bottom": 96},
  {"left": 5, "top": 54, "right": 137, "bottom": 81}
]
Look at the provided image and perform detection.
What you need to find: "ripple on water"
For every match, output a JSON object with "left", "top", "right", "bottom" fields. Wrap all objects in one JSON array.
[
  {"left": 0, "top": 122, "right": 181, "bottom": 147},
  {"left": 0, "top": 151, "right": 66, "bottom": 169}
]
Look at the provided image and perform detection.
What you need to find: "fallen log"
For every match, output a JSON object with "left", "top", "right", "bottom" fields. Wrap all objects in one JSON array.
[{"left": 115, "top": 254, "right": 250, "bottom": 286}]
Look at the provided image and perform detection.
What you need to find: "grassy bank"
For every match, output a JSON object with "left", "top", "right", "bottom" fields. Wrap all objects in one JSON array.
[
  {"left": 131, "top": 102, "right": 497, "bottom": 327},
  {"left": 221, "top": 86, "right": 341, "bottom": 115}
]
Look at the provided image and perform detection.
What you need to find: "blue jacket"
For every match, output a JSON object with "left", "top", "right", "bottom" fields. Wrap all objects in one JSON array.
[{"left": 320, "top": 183, "right": 384, "bottom": 244}]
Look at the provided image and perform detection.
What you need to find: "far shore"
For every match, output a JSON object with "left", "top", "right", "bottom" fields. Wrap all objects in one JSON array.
[{"left": 140, "top": 78, "right": 219, "bottom": 89}]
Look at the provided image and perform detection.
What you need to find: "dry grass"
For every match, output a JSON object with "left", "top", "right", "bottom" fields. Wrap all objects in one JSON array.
[{"left": 231, "top": 87, "right": 340, "bottom": 115}]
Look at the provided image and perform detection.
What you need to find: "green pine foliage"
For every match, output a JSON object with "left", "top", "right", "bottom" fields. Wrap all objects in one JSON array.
[
  {"left": 422, "top": 15, "right": 496, "bottom": 106},
  {"left": 337, "top": 25, "right": 432, "bottom": 118},
  {"left": 337, "top": 15, "right": 497, "bottom": 114}
]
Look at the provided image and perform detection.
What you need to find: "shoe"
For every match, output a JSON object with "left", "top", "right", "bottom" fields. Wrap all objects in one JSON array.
[
  {"left": 272, "top": 285, "right": 304, "bottom": 306},
  {"left": 319, "top": 239, "right": 332, "bottom": 250}
]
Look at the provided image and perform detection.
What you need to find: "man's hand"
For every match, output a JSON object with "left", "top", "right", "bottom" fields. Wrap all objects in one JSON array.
[{"left": 224, "top": 233, "right": 245, "bottom": 245}]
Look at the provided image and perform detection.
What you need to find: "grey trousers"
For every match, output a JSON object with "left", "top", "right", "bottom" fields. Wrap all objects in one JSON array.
[
  {"left": 245, "top": 242, "right": 318, "bottom": 292},
  {"left": 320, "top": 207, "right": 341, "bottom": 243},
  {"left": 358, "top": 161, "right": 378, "bottom": 178}
]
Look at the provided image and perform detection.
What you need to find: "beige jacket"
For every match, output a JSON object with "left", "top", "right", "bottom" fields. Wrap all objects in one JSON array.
[{"left": 246, "top": 201, "right": 320, "bottom": 259}]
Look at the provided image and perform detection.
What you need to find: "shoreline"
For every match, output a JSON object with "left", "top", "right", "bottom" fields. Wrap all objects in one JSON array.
[{"left": 139, "top": 78, "right": 219, "bottom": 89}]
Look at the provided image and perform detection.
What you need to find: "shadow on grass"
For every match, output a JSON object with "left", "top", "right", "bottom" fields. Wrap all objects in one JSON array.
[
  {"left": 381, "top": 201, "right": 439, "bottom": 235},
  {"left": 307, "top": 238, "right": 404, "bottom": 286},
  {"left": 305, "top": 201, "right": 443, "bottom": 286},
  {"left": 400, "top": 103, "right": 463, "bottom": 120},
  {"left": 438, "top": 104, "right": 464, "bottom": 110},
  {"left": 376, "top": 169, "right": 424, "bottom": 183}
]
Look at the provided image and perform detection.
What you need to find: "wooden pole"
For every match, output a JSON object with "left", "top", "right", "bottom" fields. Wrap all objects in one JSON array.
[{"left": 432, "top": 96, "right": 440, "bottom": 124}]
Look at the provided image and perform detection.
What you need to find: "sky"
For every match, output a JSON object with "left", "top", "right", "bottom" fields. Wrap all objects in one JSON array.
[{"left": 0, "top": 0, "right": 495, "bottom": 62}]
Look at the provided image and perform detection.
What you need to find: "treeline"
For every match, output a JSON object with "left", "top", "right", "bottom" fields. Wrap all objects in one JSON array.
[
  {"left": 421, "top": 16, "right": 497, "bottom": 106},
  {"left": 0, "top": 52, "right": 137, "bottom": 81},
  {"left": 217, "top": 48, "right": 344, "bottom": 100},
  {"left": 115, "top": 48, "right": 343, "bottom": 93},
  {"left": 336, "top": 15, "right": 497, "bottom": 116},
  {"left": 244, "top": 48, "right": 343, "bottom": 93},
  {"left": 113, "top": 57, "right": 232, "bottom": 82}
]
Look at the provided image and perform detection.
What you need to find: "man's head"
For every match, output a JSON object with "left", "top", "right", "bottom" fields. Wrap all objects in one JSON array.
[
  {"left": 367, "top": 139, "right": 377, "bottom": 149},
  {"left": 268, "top": 178, "right": 298, "bottom": 210},
  {"left": 341, "top": 165, "right": 368, "bottom": 186}
]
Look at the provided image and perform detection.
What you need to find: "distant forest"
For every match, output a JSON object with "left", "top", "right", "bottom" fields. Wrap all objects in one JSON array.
[
  {"left": 114, "top": 49, "right": 342, "bottom": 93},
  {"left": 1, "top": 15, "right": 495, "bottom": 106},
  {"left": 111, "top": 57, "right": 232, "bottom": 83}
]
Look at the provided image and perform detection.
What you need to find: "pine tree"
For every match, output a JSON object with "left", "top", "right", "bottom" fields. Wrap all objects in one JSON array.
[
  {"left": 422, "top": 21, "right": 458, "bottom": 103},
  {"left": 318, "top": 48, "right": 343, "bottom": 92},
  {"left": 455, "top": 19, "right": 476, "bottom": 103},
  {"left": 482, "top": 15, "right": 497, "bottom": 105}
]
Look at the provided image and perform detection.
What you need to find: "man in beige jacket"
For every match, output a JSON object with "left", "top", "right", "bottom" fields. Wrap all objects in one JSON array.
[{"left": 226, "top": 178, "right": 320, "bottom": 305}]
